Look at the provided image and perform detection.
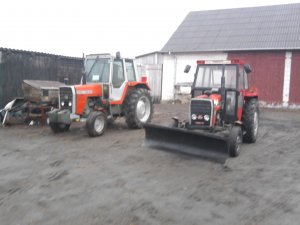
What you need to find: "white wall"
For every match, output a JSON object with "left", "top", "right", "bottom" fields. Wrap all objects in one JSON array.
[
  {"left": 282, "top": 51, "right": 292, "bottom": 107},
  {"left": 161, "top": 55, "right": 176, "bottom": 100},
  {"left": 135, "top": 51, "right": 228, "bottom": 101},
  {"left": 135, "top": 52, "right": 163, "bottom": 65},
  {"left": 161, "top": 52, "right": 228, "bottom": 100}
]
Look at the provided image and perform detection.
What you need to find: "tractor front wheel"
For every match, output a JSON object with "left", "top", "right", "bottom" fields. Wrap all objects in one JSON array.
[
  {"left": 50, "top": 123, "right": 70, "bottom": 133},
  {"left": 86, "top": 111, "right": 107, "bottom": 137},
  {"left": 242, "top": 98, "right": 259, "bottom": 143},
  {"left": 228, "top": 126, "right": 243, "bottom": 157},
  {"left": 124, "top": 88, "right": 153, "bottom": 129}
]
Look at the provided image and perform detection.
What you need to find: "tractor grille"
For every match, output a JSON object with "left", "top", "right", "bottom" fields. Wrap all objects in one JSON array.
[
  {"left": 190, "top": 99, "right": 212, "bottom": 127},
  {"left": 59, "top": 87, "right": 73, "bottom": 111}
]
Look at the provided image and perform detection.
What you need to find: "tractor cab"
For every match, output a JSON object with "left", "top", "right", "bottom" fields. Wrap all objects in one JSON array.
[
  {"left": 187, "top": 59, "right": 253, "bottom": 127},
  {"left": 84, "top": 53, "right": 139, "bottom": 102},
  {"left": 191, "top": 59, "right": 251, "bottom": 95}
]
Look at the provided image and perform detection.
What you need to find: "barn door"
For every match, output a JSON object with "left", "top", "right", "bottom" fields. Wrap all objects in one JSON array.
[{"left": 137, "top": 64, "right": 163, "bottom": 103}]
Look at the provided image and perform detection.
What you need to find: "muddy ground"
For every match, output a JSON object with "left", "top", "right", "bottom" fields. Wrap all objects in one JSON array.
[{"left": 0, "top": 103, "right": 300, "bottom": 225}]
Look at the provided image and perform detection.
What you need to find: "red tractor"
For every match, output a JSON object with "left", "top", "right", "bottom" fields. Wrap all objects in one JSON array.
[
  {"left": 48, "top": 53, "right": 153, "bottom": 137},
  {"left": 144, "top": 59, "right": 259, "bottom": 162}
]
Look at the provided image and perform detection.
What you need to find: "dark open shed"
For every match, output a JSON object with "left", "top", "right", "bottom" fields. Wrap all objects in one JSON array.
[{"left": 0, "top": 48, "right": 83, "bottom": 108}]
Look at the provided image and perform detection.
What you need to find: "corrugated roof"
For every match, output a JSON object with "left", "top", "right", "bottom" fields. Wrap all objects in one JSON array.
[
  {"left": 0, "top": 47, "right": 82, "bottom": 60},
  {"left": 162, "top": 3, "right": 300, "bottom": 52}
]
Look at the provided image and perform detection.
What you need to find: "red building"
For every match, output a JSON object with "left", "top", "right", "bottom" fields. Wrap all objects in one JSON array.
[{"left": 137, "top": 3, "right": 300, "bottom": 106}]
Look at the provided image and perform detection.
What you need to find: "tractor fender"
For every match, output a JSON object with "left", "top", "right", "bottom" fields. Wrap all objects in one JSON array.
[
  {"left": 241, "top": 87, "right": 258, "bottom": 99},
  {"left": 110, "top": 82, "right": 151, "bottom": 106},
  {"left": 127, "top": 81, "right": 151, "bottom": 91},
  {"left": 93, "top": 107, "right": 106, "bottom": 113}
]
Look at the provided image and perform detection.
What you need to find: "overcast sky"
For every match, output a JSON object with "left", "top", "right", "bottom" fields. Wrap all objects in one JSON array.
[{"left": 1, "top": 0, "right": 299, "bottom": 58}]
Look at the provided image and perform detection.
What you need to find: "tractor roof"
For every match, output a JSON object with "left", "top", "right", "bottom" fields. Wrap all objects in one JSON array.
[
  {"left": 86, "top": 53, "right": 133, "bottom": 61},
  {"left": 197, "top": 59, "right": 246, "bottom": 65}
]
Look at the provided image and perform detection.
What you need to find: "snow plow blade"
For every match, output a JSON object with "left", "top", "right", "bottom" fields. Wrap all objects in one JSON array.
[{"left": 143, "top": 123, "right": 229, "bottom": 163}]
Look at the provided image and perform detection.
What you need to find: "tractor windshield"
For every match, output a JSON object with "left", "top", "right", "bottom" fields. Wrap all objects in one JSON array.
[
  {"left": 195, "top": 65, "right": 237, "bottom": 89},
  {"left": 85, "top": 58, "right": 111, "bottom": 83}
]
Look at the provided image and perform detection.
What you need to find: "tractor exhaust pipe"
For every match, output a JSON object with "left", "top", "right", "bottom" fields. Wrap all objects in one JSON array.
[
  {"left": 82, "top": 53, "right": 87, "bottom": 85},
  {"left": 220, "top": 68, "right": 226, "bottom": 120}
]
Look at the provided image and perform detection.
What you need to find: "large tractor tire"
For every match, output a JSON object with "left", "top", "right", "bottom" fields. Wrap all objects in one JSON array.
[
  {"left": 228, "top": 126, "right": 243, "bottom": 157},
  {"left": 50, "top": 123, "right": 70, "bottom": 133},
  {"left": 124, "top": 88, "right": 153, "bottom": 129},
  {"left": 242, "top": 98, "right": 259, "bottom": 143},
  {"left": 86, "top": 111, "right": 107, "bottom": 137}
]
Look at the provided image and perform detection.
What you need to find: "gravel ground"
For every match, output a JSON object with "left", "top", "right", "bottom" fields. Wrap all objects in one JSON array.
[{"left": 0, "top": 103, "right": 300, "bottom": 225}]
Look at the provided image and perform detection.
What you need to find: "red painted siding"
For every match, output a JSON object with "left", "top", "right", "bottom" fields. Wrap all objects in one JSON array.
[
  {"left": 289, "top": 51, "right": 300, "bottom": 104},
  {"left": 228, "top": 51, "right": 285, "bottom": 104}
]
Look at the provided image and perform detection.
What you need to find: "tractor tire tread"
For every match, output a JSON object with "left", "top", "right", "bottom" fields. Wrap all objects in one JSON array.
[
  {"left": 242, "top": 98, "right": 259, "bottom": 143},
  {"left": 123, "top": 88, "right": 153, "bottom": 129},
  {"left": 86, "top": 111, "right": 107, "bottom": 137},
  {"left": 50, "top": 122, "right": 70, "bottom": 133},
  {"left": 228, "top": 126, "right": 242, "bottom": 157}
]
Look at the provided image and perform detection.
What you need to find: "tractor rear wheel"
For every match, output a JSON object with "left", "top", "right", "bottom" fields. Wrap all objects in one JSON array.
[
  {"left": 124, "top": 88, "right": 153, "bottom": 129},
  {"left": 228, "top": 126, "right": 243, "bottom": 157},
  {"left": 242, "top": 98, "right": 259, "bottom": 143},
  {"left": 86, "top": 111, "right": 107, "bottom": 137},
  {"left": 50, "top": 123, "right": 70, "bottom": 133}
]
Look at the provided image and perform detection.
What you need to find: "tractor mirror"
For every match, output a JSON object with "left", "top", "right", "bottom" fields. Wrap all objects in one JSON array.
[
  {"left": 184, "top": 65, "right": 191, "bottom": 73},
  {"left": 244, "top": 64, "right": 252, "bottom": 74}
]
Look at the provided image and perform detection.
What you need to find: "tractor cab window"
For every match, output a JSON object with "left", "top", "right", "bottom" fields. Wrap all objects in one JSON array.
[
  {"left": 196, "top": 66, "right": 221, "bottom": 88},
  {"left": 195, "top": 65, "right": 237, "bottom": 89},
  {"left": 224, "top": 66, "right": 237, "bottom": 89},
  {"left": 85, "top": 58, "right": 110, "bottom": 83},
  {"left": 112, "top": 59, "right": 125, "bottom": 88},
  {"left": 239, "top": 68, "right": 249, "bottom": 90},
  {"left": 125, "top": 60, "right": 136, "bottom": 81}
]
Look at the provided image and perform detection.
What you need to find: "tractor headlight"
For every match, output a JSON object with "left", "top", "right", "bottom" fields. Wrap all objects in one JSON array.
[
  {"left": 61, "top": 101, "right": 65, "bottom": 106},
  {"left": 68, "top": 101, "right": 72, "bottom": 107},
  {"left": 204, "top": 115, "right": 210, "bottom": 121},
  {"left": 191, "top": 114, "right": 197, "bottom": 120}
]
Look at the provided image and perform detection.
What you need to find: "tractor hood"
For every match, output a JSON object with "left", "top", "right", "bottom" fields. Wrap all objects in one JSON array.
[
  {"left": 74, "top": 84, "right": 103, "bottom": 115},
  {"left": 196, "top": 93, "right": 221, "bottom": 105},
  {"left": 74, "top": 83, "right": 102, "bottom": 96}
]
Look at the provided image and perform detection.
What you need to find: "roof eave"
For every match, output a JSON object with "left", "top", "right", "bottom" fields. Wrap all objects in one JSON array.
[{"left": 161, "top": 47, "right": 300, "bottom": 53}]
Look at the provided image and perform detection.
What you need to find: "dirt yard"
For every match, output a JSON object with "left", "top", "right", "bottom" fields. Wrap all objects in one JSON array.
[{"left": 0, "top": 103, "right": 300, "bottom": 225}]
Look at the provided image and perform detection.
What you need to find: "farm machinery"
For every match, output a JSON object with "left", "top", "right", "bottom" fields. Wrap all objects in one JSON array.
[
  {"left": 144, "top": 59, "right": 259, "bottom": 162},
  {"left": 48, "top": 53, "right": 153, "bottom": 136}
]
